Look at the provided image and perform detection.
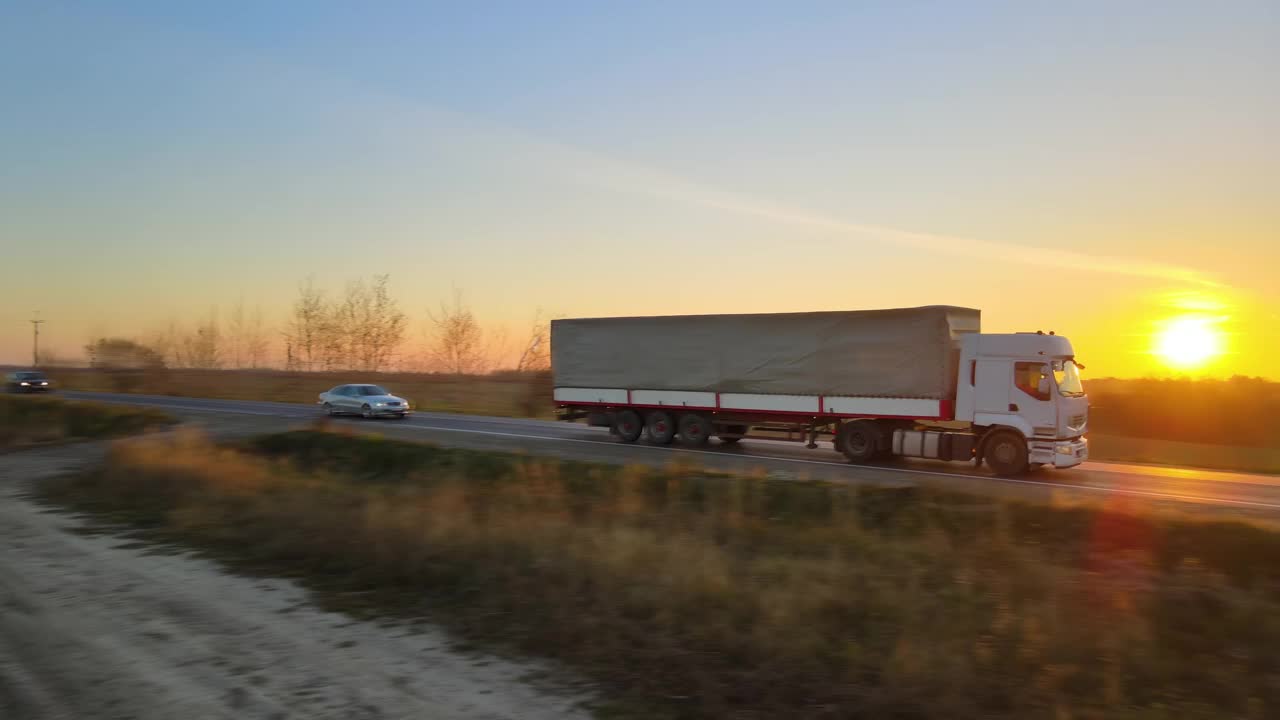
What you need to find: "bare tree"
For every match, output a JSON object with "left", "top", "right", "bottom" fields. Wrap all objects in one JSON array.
[
  {"left": 227, "top": 299, "right": 247, "bottom": 369},
  {"left": 283, "top": 278, "right": 328, "bottom": 372},
  {"left": 85, "top": 337, "right": 166, "bottom": 391},
  {"left": 244, "top": 305, "right": 271, "bottom": 368},
  {"left": 283, "top": 275, "right": 404, "bottom": 372},
  {"left": 426, "top": 289, "right": 491, "bottom": 374},
  {"left": 182, "top": 309, "right": 222, "bottom": 369},
  {"left": 514, "top": 309, "right": 555, "bottom": 372},
  {"left": 144, "top": 321, "right": 183, "bottom": 368},
  {"left": 358, "top": 275, "right": 407, "bottom": 371}
]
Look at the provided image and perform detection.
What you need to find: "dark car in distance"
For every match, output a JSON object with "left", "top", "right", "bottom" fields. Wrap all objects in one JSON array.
[{"left": 6, "top": 370, "right": 54, "bottom": 393}]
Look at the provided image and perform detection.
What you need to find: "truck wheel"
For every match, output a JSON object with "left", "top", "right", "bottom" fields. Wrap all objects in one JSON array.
[
  {"left": 615, "top": 410, "right": 644, "bottom": 442},
  {"left": 837, "top": 420, "right": 881, "bottom": 463},
  {"left": 646, "top": 411, "right": 676, "bottom": 445},
  {"left": 984, "top": 431, "right": 1029, "bottom": 477},
  {"left": 718, "top": 424, "right": 748, "bottom": 444},
  {"left": 677, "top": 414, "right": 712, "bottom": 447}
]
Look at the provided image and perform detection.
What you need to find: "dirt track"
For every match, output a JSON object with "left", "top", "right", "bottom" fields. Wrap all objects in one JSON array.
[{"left": 0, "top": 444, "right": 593, "bottom": 720}]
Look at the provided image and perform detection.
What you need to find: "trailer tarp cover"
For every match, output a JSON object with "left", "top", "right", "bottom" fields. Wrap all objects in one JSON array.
[{"left": 551, "top": 306, "right": 980, "bottom": 399}]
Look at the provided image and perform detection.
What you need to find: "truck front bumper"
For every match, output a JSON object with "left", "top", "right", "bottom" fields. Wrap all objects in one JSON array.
[{"left": 1029, "top": 438, "right": 1088, "bottom": 469}]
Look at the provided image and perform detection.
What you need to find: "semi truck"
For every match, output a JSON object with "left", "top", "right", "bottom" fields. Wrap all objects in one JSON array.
[{"left": 551, "top": 306, "right": 1088, "bottom": 476}]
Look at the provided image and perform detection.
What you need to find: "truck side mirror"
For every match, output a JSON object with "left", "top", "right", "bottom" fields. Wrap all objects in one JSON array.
[{"left": 1037, "top": 377, "right": 1050, "bottom": 397}]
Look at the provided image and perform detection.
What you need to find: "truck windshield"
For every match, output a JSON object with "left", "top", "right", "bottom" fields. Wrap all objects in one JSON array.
[{"left": 1052, "top": 360, "right": 1085, "bottom": 397}]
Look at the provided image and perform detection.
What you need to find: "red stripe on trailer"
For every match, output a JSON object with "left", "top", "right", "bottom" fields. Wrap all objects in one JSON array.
[
  {"left": 627, "top": 389, "right": 632, "bottom": 404},
  {"left": 939, "top": 399, "right": 954, "bottom": 420},
  {"left": 715, "top": 392, "right": 721, "bottom": 410},
  {"left": 818, "top": 395, "right": 825, "bottom": 413}
]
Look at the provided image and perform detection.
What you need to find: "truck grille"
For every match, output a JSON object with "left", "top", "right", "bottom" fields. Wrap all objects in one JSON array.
[{"left": 1068, "top": 414, "right": 1087, "bottom": 432}]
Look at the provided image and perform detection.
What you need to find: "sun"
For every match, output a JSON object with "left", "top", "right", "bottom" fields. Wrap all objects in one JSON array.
[{"left": 1154, "top": 315, "right": 1223, "bottom": 370}]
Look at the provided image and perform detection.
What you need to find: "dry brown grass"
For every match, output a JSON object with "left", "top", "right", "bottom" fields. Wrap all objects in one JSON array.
[
  {"left": 0, "top": 394, "right": 174, "bottom": 450},
  {"left": 40, "top": 429, "right": 1280, "bottom": 719}
]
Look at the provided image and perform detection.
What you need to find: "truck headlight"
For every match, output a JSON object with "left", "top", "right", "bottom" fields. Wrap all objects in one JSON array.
[{"left": 1055, "top": 444, "right": 1075, "bottom": 455}]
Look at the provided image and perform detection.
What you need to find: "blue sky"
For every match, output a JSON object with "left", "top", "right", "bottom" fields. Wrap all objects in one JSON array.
[{"left": 1, "top": 1, "right": 1276, "bottom": 375}]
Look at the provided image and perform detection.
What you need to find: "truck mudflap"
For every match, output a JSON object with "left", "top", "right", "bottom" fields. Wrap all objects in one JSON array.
[{"left": 1029, "top": 438, "right": 1088, "bottom": 469}]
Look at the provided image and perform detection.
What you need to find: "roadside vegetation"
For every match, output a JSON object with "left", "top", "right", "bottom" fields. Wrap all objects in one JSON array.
[
  {"left": 41, "top": 428, "right": 1280, "bottom": 719},
  {"left": 0, "top": 395, "right": 174, "bottom": 451}
]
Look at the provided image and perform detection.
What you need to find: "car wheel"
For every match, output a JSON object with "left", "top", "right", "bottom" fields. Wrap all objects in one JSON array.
[
  {"left": 395, "top": 413, "right": 408, "bottom": 420},
  {"left": 323, "top": 402, "right": 336, "bottom": 416},
  {"left": 361, "top": 404, "right": 373, "bottom": 419}
]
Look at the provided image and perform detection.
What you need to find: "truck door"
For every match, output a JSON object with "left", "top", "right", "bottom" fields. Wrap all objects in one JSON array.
[{"left": 1011, "top": 362, "right": 1057, "bottom": 437}]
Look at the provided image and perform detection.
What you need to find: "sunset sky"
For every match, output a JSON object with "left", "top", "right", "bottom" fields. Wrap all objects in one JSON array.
[{"left": 2, "top": 1, "right": 1277, "bottom": 378}]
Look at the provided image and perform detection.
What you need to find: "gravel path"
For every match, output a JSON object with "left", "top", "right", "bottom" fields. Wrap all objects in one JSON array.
[{"left": 0, "top": 442, "right": 593, "bottom": 720}]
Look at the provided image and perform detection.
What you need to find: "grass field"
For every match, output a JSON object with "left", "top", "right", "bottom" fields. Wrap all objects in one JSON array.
[
  {"left": 41, "top": 428, "right": 1280, "bottom": 719},
  {"left": 1087, "top": 433, "right": 1280, "bottom": 474},
  {"left": 40, "top": 368, "right": 1280, "bottom": 473},
  {"left": 0, "top": 394, "right": 174, "bottom": 451}
]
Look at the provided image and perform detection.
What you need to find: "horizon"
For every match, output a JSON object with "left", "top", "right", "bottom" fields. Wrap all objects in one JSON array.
[{"left": 2, "top": 1, "right": 1277, "bottom": 379}]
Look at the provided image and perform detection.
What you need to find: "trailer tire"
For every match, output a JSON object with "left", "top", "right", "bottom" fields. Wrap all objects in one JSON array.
[
  {"left": 677, "top": 413, "right": 713, "bottom": 447},
  {"left": 837, "top": 420, "right": 881, "bottom": 463},
  {"left": 984, "top": 430, "right": 1029, "bottom": 477},
  {"left": 615, "top": 410, "right": 644, "bottom": 442},
  {"left": 646, "top": 411, "right": 676, "bottom": 445}
]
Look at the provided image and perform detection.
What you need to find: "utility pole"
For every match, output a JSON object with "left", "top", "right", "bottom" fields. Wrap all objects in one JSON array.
[{"left": 30, "top": 312, "right": 45, "bottom": 367}]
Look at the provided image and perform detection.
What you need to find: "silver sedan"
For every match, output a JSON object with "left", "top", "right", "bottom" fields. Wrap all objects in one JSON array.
[{"left": 317, "top": 384, "right": 411, "bottom": 419}]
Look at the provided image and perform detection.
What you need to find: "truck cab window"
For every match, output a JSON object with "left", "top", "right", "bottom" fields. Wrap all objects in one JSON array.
[{"left": 1014, "top": 362, "right": 1051, "bottom": 401}]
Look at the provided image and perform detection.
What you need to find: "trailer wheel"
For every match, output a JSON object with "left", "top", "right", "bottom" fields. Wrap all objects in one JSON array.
[
  {"left": 984, "top": 431, "right": 1029, "bottom": 477},
  {"left": 837, "top": 420, "right": 881, "bottom": 463},
  {"left": 646, "top": 411, "right": 676, "bottom": 445},
  {"left": 614, "top": 410, "right": 644, "bottom": 442},
  {"left": 677, "top": 413, "right": 712, "bottom": 447},
  {"left": 718, "top": 424, "right": 748, "bottom": 444}
]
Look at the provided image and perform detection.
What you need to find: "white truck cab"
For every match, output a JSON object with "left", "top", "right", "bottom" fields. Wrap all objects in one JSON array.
[{"left": 954, "top": 333, "right": 1089, "bottom": 469}]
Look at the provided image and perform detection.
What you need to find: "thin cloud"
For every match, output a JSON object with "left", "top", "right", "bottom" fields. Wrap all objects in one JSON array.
[
  {"left": 67, "top": 10, "right": 1221, "bottom": 289},
  {"left": 409, "top": 105, "right": 1221, "bottom": 288}
]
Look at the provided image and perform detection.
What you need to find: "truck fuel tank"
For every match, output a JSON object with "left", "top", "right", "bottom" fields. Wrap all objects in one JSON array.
[{"left": 892, "top": 429, "right": 976, "bottom": 462}]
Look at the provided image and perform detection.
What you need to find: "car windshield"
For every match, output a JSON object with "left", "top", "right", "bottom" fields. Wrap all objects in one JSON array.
[
  {"left": 356, "top": 385, "right": 389, "bottom": 396},
  {"left": 1052, "top": 359, "right": 1085, "bottom": 397},
  {"left": 17, "top": 372, "right": 46, "bottom": 380}
]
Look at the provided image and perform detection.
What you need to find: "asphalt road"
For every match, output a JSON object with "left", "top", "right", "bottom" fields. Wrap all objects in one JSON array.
[{"left": 64, "top": 391, "right": 1280, "bottom": 518}]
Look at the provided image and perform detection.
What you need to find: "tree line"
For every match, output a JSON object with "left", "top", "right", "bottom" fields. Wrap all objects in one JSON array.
[{"left": 83, "top": 276, "right": 551, "bottom": 375}]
